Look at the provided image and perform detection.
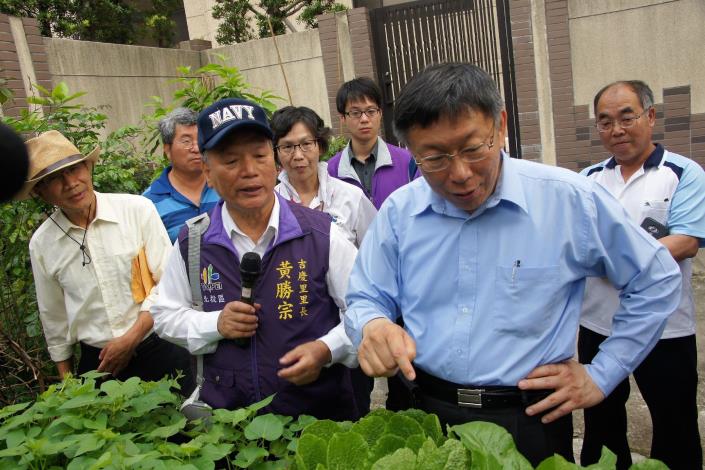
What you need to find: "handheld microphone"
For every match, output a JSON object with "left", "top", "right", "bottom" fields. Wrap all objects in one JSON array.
[
  {"left": 0, "top": 124, "right": 29, "bottom": 202},
  {"left": 235, "top": 252, "right": 261, "bottom": 347}
]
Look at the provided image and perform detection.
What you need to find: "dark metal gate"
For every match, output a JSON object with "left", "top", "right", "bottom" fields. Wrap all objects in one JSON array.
[{"left": 370, "top": 0, "right": 521, "bottom": 158}]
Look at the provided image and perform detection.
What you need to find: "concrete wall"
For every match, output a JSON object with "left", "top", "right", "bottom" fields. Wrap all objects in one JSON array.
[
  {"left": 183, "top": 0, "right": 354, "bottom": 47},
  {"left": 36, "top": 29, "right": 333, "bottom": 134},
  {"left": 203, "top": 29, "right": 331, "bottom": 125},
  {"left": 46, "top": 38, "right": 202, "bottom": 134},
  {"left": 509, "top": 0, "right": 705, "bottom": 172},
  {"left": 184, "top": 0, "right": 221, "bottom": 45},
  {"left": 569, "top": 0, "right": 705, "bottom": 116}
]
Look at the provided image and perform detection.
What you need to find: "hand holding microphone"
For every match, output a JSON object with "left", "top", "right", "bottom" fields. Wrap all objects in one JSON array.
[{"left": 216, "top": 252, "right": 262, "bottom": 346}]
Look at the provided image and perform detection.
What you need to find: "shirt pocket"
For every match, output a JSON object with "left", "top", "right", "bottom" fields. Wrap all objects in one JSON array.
[
  {"left": 641, "top": 200, "right": 670, "bottom": 225},
  {"left": 104, "top": 250, "right": 138, "bottom": 304},
  {"left": 493, "top": 265, "right": 562, "bottom": 338}
]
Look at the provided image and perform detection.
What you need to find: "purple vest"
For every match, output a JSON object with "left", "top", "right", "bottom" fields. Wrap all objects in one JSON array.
[
  {"left": 178, "top": 197, "right": 356, "bottom": 420},
  {"left": 327, "top": 142, "right": 413, "bottom": 209}
]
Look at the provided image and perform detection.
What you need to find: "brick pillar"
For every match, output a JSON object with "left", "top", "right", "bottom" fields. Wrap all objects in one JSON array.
[
  {"left": 662, "top": 86, "right": 691, "bottom": 157},
  {"left": 544, "top": 0, "right": 582, "bottom": 171},
  {"left": 0, "top": 14, "right": 26, "bottom": 117},
  {"left": 509, "top": 0, "right": 541, "bottom": 161},
  {"left": 691, "top": 113, "right": 705, "bottom": 168},
  {"left": 318, "top": 7, "right": 376, "bottom": 135},
  {"left": 22, "top": 18, "right": 51, "bottom": 95},
  {"left": 0, "top": 15, "right": 50, "bottom": 117},
  {"left": 346, "top": 8, "right": 376, "bottom": 82},
  {"left": 318, "top": 11, "right": 341, "bottom": 134}
]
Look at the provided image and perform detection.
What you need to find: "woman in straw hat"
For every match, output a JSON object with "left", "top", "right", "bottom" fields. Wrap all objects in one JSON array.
[{"left": 20, "top": 130, "right": 192, "bottom": 389}]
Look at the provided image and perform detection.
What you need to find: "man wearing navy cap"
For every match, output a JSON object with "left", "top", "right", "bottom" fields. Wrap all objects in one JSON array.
[{"left": 151, "top": 99, "right": 360, "bottom": 419}]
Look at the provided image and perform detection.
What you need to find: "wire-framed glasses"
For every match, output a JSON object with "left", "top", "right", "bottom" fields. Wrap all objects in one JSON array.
[
  {"left": 596, "top": 107, "right": 652, "bottom": 133},
  {"left": 176, "top": 138, "right": 196, "bottom": 149},
  {"left": 414, "top": 126, "right": 496, "bottom": 173}
]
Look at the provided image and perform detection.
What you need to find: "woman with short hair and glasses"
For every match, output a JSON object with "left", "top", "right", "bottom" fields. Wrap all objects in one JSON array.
[{"left": 272, "top": 106, "right": 377, "bottom": 247}]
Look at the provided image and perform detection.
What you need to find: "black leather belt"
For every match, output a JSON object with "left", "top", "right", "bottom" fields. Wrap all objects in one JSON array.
[{"left": 415, "top": 368, "right": 552, "bottom": 409}]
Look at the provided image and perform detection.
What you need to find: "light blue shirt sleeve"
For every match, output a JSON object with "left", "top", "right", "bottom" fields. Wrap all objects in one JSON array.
[
  {"left": 581, "top": 182, "right": 682, "bottom": 394},
  {"left": 344, "top": 201, "right": 402, "bottom": 348},
  {"left": 667, "top": 157, "right": 705, "bottom": 247}
]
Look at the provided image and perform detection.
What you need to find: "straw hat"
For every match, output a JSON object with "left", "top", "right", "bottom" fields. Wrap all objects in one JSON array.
[{"left": 15, "top": 130, "right": 100, "bottom": 201}]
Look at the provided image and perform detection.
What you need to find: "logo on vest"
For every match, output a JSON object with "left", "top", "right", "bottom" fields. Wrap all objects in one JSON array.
[
  {"left": 208, "top": 105, "right": 256, "bottom": 129},
  {"left": 201, "top": 264, "right": 223, "bottom": 292}
]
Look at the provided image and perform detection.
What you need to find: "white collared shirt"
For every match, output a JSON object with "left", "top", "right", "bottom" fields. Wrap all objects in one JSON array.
[
  {"left": 275, "top": 162, "right": 377, "bottom": 247},
  {"left": 29, "top": 192, "right": 172, "bottom": 361},
  {"left": 151, "top": 196, "right": 359, "bottom": 367}
]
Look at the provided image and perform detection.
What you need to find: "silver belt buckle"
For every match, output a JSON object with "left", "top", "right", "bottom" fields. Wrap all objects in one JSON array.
[{"left": 457, "top": 388, "right": 484, "bottom": 408}]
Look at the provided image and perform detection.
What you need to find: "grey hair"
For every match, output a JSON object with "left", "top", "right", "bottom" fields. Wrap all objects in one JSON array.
[
  {"left": 593, "top": 80, "right": 654, "bottom": 115},
  {"left": 158, "top": 107, "right": 198, "bottom": 144},
  {"left": 393, "top": 62, "right": 504, "bottom": 146}
]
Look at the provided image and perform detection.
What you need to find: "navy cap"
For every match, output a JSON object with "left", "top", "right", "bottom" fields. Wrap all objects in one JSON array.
[{"left": 197, "top": 98, "right": 273, "bottom": 152}]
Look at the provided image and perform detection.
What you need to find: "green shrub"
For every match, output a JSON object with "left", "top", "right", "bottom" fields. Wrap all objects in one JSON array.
[
  {"left": 0, "top": 374, "right": 307, "bottom": 469},
  {"left": 0, "top": 375, "right": 670, "bottom": 470}
]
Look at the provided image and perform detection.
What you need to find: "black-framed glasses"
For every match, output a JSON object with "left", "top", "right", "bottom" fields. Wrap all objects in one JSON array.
[
  {"left": 275, "top": 140, "right": 318, "bottom": 156},
  {"left": 414, "top": 126, "right": 496, "bottom": 173},
  {"left": 344, "top": 108, "right": 380, "bottom": 119},
  {"left": 596, "top": 107, "right": 651, "bottom": 133}
]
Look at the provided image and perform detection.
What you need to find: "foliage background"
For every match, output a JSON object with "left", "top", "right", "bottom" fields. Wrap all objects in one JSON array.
[
  {"left": 0, "top": 0, "right": 183, "bottom": 47},
  {"left": 212, "top": 0, "right": 347, "bottom": 45}
]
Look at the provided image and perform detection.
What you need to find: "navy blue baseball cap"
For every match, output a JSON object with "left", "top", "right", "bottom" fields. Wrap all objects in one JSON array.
[{"left": 197, "top": 98, "right": 273, "bottom": 152}]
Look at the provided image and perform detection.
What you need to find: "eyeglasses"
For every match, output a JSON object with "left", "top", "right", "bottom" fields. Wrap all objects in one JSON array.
[
  {"left": 176, "top": 138, "right": 196, "bottom": 149},
  {"left": 344, "top": 108, "right": 380, "bottom": 119},
  {"left": 596, "top": 107, "right": 651, "bottom": 133},
  {"left": 36, "top": 163, "right": 84, "bottom": 188},
  {"left": 414, "top": 127, "right": 496, "bottom": 173},
  {"left": 275, "top": 139, "right": 318, "bottom": 156}
]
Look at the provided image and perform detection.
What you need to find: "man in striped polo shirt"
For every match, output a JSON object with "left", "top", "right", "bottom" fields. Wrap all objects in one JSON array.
[{"left": 144, "top": 108, "right": 220, "bottom": 242}]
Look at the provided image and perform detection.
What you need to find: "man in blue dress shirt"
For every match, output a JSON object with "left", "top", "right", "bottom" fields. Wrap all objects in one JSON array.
[{"left": 344, "top": 63, "right": 682, "bottom": 465}]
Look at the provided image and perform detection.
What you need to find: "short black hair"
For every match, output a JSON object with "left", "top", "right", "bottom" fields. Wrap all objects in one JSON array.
[
  {"left": 393, "top": 63, "right": 504, "bottom": 145},
  {"left": 593, "top": 80, "right": 654, "bottom": 115},
  {"left": 336, "top": 77, "right": 383, "bottom": 115},
  {"left": 271, "top": 106, "right": 331, "bottom": 160}
]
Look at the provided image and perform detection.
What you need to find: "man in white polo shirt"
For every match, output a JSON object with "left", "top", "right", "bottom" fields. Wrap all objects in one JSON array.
[{"left": 579, "top": 80, "right": 705, "bottom": 470}]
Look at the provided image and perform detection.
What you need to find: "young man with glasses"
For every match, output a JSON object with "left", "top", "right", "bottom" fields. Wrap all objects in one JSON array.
[
  {"left": 579, "top": 80, "right": 705, "bottom": 470},
  {"left": 327, "top": 77, "right": 415, "bottom": 209},
  {"left": 143, "top": 107, "right": 220, "bottom": 242},
  {"left": 344, "top": 64, "right": 683, "bottom": 466},
  {"left": 17, "top": 130, "right": 192, "bottom": 387}
]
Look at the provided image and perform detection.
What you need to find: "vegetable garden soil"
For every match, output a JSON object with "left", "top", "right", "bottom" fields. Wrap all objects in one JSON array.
[{"left": 573, "top": 272, "right": 705, "bottom": 465}]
